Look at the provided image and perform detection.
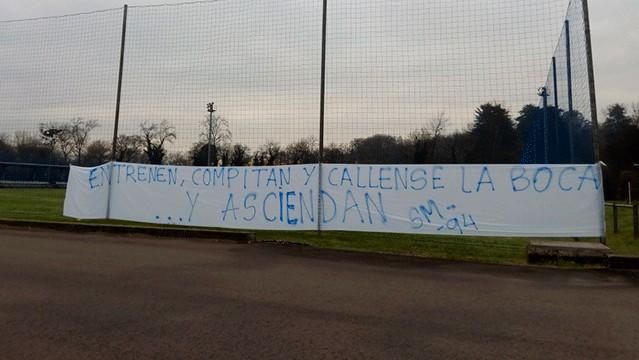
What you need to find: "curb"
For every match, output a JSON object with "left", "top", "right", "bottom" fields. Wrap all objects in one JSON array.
[
  {"left": 608, "top": 255, "right": 639, "bottom": 270},
  {"left": 3, "top": 218, "right": 637, "bottom": 271},
  {"left": 0, "top": 218, "right": 256, "bottom": 244},
  {"left": 527, "top": 240, "right": 610, "bottom": 266}
]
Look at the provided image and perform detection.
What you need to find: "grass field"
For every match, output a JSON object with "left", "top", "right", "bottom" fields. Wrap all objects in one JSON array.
[{"left": 1, "top": 188, "right": 637, "bottom": 264}]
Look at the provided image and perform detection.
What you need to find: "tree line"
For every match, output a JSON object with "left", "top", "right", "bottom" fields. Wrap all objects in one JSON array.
[{"left": 1, "top": 102, "right": 637, "bottom": 199}]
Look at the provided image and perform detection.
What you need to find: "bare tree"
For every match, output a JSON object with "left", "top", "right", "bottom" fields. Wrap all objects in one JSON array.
[
  {"left": 114, "top": 134, "right": 144, "bottom": 162},
  {"left": 13, "top": 131, "right": 49, "bottom": 163},
  {"left": 199, "top": 115, "right": 231, "bottom": 165},
  {"left": 39, "top": 122, "right": 65, "bottom": 162},
  {"left": 13, "top": 131, "right": 31, "bottom": 147},
  {"left": 285, "top": 137, "right": 318, "bottom": 164},
  {"left": 230, "top": 143, "right": 250, "bottom": 166},
  {"left": 348, "top": 134, "right": 406, "bottom": 164},
  {"left": 0, "top": 133, "right": 16, "bottom": 162},
  {"left": 84, "top": 140, "right": 111, "bottom": 166},
  {"left": 429, "top": 112, "right": 448, "bottom": 161},
  {"left": 140, "top": 120, "right": 176, "bottom": 164},
  {"left": 57, "top": 125, "right": 74, "bottom": 164},
  {"left": 218, "top": 144, "right": 232, "bottom": 166},
  {"left": 36, "top": 121, "right": 74, "bottom": 163},
  {"left": 257, "top": 141, "right": 282, "bottom": 165},
  {"left": 409, "top": 126, "right": 431, "bottom": 164},
  {"left": 166, "top": 151, "right": 191, "bottom": 165},
  {"left": 323, "top": 143, "right": 347, "bottom": 163},
  {"left": 69, "top": 118, "right": 99, "bottom": 165},
  {"left": 632, "top": 103, "right": 639, "bottom": 127}
]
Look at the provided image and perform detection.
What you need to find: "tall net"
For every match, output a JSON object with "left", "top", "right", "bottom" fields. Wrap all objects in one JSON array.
[
  {"left": 0, "top": 9, "right": 122, "bottom": 163},
  {"left": 119, "top": 0, "right": 321, "bottom": 158},
  {"left": 0, "top": 0, "right": 596, "bottom": 173},
  {"left": 526, "top": 0, "right": 594, "bottom": 164},
  {"left": 324, "top": 0, "right": 587, "bottom": 164}
]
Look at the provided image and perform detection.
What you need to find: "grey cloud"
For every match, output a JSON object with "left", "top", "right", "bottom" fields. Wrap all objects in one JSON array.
[{"left": 1, "top": 0, "right": 637, "bottom": 151}]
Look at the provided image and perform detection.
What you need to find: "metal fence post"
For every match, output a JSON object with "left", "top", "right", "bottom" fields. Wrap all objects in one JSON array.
[
  {"left": 107, "top": 4, "right": 128, "bottom": 220},
  {"left": 565, "top": 20, "right": 574, "bottom": 163},
  {"left": 317, "top": 0, "right": 327, "bottom": 234},
  {"left": 541, "top": 87, "right": 549, "bottom": 164},
  {"left": 111, "top": 4, "right": 128, "bottom": 161},
  {"left": 582, "top": 0, "right": 606, "bottom": 244},
  {"left": 552, "top": 57, "right": 559, "bottom": 162},
  {"left": 581, "top": 0, "right": 601, "bottom": 163}
]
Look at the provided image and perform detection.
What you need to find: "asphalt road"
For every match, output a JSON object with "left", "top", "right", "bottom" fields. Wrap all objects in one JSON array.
[{"left": 1, "top": 228, "right": 638, "bottom": 359}]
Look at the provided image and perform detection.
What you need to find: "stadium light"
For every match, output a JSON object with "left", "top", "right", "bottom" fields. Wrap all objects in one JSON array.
[{"left": 206, "top": 102, "right": 216, "bottom": 167}]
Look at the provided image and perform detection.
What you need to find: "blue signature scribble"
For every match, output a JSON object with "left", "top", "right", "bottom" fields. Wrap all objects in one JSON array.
[{"left": 409, "top": 199, "right": 478, "bottom": 234}]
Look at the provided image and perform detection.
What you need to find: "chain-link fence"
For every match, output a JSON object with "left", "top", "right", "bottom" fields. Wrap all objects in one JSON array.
[{"left": 0, "top": 0, "right": 598, "bottom": 183}]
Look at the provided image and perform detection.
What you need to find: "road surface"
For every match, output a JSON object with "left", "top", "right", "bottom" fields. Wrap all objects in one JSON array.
[{"left": 1, "top": 227, "right": 638, "bottom": 359}]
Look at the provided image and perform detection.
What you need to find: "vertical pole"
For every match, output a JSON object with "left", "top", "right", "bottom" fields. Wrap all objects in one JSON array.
[
  {"left": 317, "top": 0, "right": 327, "bottom": 234},
  {"left": 111, "top": 4, "right": 128, "bottom": 161},
  {"left": 582, "top": 0, "right": 605, "bottom": 244},
  {"left": 107, "top": 4, "right": 128, "bottom": 220},
  {"left": 582, "top": 0, "right": 600, "bottom": 162},
  {"left": 552, "top": 57, "right": 559, "bottom": 162},
  {"left": 612, "top": 204, "right": 618, "bottom": 234},
  {"left": 208, "top": 110, "right": 212, "bottom": 166},
  {"left": 629, "top": 181, "right": 633, "bottom": 205},
  {"left": 206, "top": 102, "right": 215, "bottom": 167},
  {"left": 552, "top": 57, "right": 559, "bottom": 109},
  {"left": 206, "top": 111, "right": 213, "bottom": 166},
  {"left": 319, "top": 0, "right": 327, "bottom": 163},
  {"left": 542, "top": 88, "right": 549, "bottom": 164},
  {"left": 565, "top": 20, "right": 574, "bottom": 163}
]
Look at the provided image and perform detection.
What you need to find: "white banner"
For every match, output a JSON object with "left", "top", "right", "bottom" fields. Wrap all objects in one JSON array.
[{"left": 64, "top": 162, "right": 605, "bottom": 237}]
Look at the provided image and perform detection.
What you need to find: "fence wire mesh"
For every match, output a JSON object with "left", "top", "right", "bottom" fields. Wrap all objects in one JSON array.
[
  {"left": 1, "top": 0, "right": 596, "bottom": 177},
  {"left": 324, "top": 0, "right": 576, "bottom": 164},
  {"left": 119, "top": 0, "right": 321, "bottom": 165},
  {"left": 0, "top": 9, "right": 122, "bottom": 168},
  {"left": 529, "top": 0, "right": 595, "bottom": 164}
]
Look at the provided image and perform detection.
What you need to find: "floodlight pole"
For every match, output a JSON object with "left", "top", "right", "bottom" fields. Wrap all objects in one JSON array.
[{"left": 207, "top": 102, "right": 216, "bottom": 167}]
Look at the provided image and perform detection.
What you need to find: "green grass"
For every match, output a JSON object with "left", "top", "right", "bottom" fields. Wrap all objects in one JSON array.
[
  {"left": 604, "top": 206, "right": 639, "bottom": 256},
  {"left": 1, "top": 188, "right": 636, "bottom": 264}
]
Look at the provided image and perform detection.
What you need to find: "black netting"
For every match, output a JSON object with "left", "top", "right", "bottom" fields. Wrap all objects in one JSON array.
[{"left": 0, "top": 0, "right": 597, "bottom": 177}]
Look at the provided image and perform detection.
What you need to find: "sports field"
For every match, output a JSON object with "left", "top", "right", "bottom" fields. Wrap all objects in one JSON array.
[{"left": 1, "top": 188, "right": 637, "bottom": 264}]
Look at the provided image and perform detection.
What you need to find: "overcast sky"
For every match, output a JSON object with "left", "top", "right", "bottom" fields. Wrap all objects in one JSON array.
[
  {"left": 1, "top": 0, "right": 636, "bottom": 150},
  {"left": 2, "top": 0, "right": 635, "bottom": 108}
]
